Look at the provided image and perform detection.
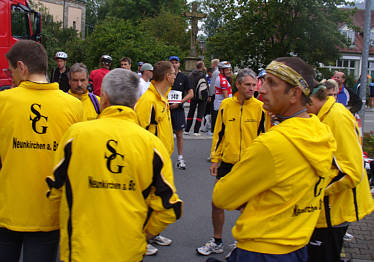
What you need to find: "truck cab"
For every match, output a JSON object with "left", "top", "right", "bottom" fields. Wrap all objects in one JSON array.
[{"left": 0, "top": 0, "right": 41, "bottom": 90}]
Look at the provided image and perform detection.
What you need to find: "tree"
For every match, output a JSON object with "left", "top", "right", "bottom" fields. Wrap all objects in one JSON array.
[
  {"left": 98, "top": 0, "right": 187, "bottom": 22},
  {"left": 86, "top": 0, "right": 106, "bottom": 35},
  {"left": 82, "top": 17, "right": 184, "bottom": 71},
  {"left": 204, "top": 0, "right": 356, "bottom": 70}
]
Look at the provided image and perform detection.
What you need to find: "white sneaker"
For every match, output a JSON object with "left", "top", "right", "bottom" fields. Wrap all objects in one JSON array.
[
  {"left": 196, "top": 238, "right": 224, "bottom": 256},
  {"left": 145, "top": 243, "right": 158, "bottom": 256},
  {"left": 225, "top": 241, "right": 237, "bottom": 259},
  {"left": 176, "top": 159, "right": 186, "bottom": 170},
  {"left": 193, "top": 133, "right": 201, "bottom": 136},
  {"left": 343, "top": 232, "right": 354, "bottom": 241},
  {"left": 151, "top": 235, "right": 172, "bottom": 246},
  {"left": 183, "top": 131, "right": 190, "bottom": 135}
]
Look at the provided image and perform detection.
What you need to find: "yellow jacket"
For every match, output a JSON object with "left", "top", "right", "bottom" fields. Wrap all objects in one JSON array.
[
  {"left": 315, "top": 96, "right": 374, "bottom": 228},
  {"left": 46, "top": 105, "right": 182, "bottom": 262},
  {"left": 135, "top": 81, "right": 174, "bottom": 155},
  {"left": 211, "top": 95, "right": 269, "bottom": 164},
  {"left": 68, "top": 90, "right": 100, "bottom": 121},
  {"left": 213, "top": 115, "right": 336, "bottom": 254},
  {"left": 0, "top": 81, "right": 83, "bottom": 232}
]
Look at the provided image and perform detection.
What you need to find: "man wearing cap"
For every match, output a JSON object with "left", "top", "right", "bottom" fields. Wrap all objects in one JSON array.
[
  {"left": 213, "top": 57, "right": 337, "bottom": 261},
  {"left": 138, "top": 63, "right": 153, "bottom": 97},
  {"left": 168, "top": 55, "right": 193, "bottom": 170},
  {"left": 211, "top": 61, "right": 232, "bottom": 133},
  {"left": 89, "top": 55, "right": 112, "bottom": 96},
  {"left": 68, "top": 63, "right": 100, "bottom": 121},
  {"left": 137, "top": 62, "right": 144, "bottom": 76},
  {"left": 50, "top": 51, "right": 70, "bottom": 92}
]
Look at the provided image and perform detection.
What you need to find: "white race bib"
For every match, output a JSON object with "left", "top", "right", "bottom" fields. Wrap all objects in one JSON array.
[{"left": 168, "top": 90, "right": 183, "bottom": 103}]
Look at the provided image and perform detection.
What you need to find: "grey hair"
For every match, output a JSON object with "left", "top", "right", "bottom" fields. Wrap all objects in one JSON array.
[
  {"left": 236, "top": 68, "right": 257, "bottom": 84},
  {"left": 101, "top": 68, "right": 140, "bottom": 108},
  {"left": 68, "top": 63, "right": 88, "bottom": 79}
]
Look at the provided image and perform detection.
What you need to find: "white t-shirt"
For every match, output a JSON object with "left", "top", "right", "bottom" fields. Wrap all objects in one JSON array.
[{"left": 138, "top": 78, "right": 151, "bottom": 98}]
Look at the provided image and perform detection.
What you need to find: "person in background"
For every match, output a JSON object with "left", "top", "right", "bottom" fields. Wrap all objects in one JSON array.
[
  {"left": 89, "top": 55, "right": 112, "bottom": 96},
  {"left": 68, "top": 63, "right": 100, "bottom": 121},
  {"left": 50, "top": 51, "right": 70, "bottom": 92},
  {"left": 120, "top": 57, "right": 132, "bottom": 70},
  {"left": 138, "top": 63, "right": 153, "bottom": 97},
  {"left": 137, "top": 62, "right": 144, "bottom": 76}
]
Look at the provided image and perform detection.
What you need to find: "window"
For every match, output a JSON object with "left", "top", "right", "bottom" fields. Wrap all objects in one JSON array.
[
  {"left": 11, "top": 5, "right": 30, "bottom": 39},
  {"left": 370, "top": 28, "right": 374, "bottom": 47},
  {"left": 339, "top": 25, "right": 355, "bottom": 46},
  {"left": 73, "top": 21, "right": 76, "bottom": 30}
]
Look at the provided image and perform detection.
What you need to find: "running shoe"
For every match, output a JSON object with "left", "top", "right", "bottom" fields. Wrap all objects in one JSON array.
[
  {"left": 183, "top": 131, "right": 190, "bottom": 135},
  {"left": 176, "top": 159, "right": 186, "bottom": 170},
  {"left": 193, "top": 133, "right": 201, "bottom": 136},
  {"left": 151, "top": 235, "right": 172, "bottom": 246},
  {"left": 145, "top": 243, "right": 158, "bottom": 256},
  {"left": 225, "top": 241, "right": 237, "bottom": 259},
  {"left": 343, "top": 232, "right": 354, "bottom": 241},
  {"left": 197, "top": 238, "right": 224, "bottom": 256}
]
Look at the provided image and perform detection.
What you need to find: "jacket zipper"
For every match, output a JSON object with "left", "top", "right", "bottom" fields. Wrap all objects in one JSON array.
[{"left": 239, "top": 104, "right": 243, "bottom": 161}]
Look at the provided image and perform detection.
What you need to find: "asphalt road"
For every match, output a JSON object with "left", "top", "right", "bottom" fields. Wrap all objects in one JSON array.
[
  {"left": 143, "top": 139, "right": 238, "bottom": 262},
  {"left": 363, "top": 110, "right": 374, "bottom": 134}
]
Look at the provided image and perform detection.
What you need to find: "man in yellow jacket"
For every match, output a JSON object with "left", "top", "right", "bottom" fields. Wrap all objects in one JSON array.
[
  {"left": 0, "top": 40, "right": 83, "bottom": 262},
  {"left": 68, "top": 63, "right": 100, "bottom": 120},
  {"left": 197, "top": 68, "right": 268, "bottom": 256},
  {"left": 135, "top": 61, "right": 175, "bottom": 156},
  {"left": 213, "top": 57, "right": 337, "bottom": 262},
  {"left": 306, "top": 85, "right": 374, "bottom": 262},
  {"left": 46, "top": 69, "right": 183, "bottom": 262}
]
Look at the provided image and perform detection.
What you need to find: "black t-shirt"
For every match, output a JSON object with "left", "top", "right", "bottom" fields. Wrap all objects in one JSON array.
[
  {"left": 50, "top": 67, "right": 70, "bottom": 92},
  {"left": 170, "top": 72, "right": 192, "bottom": 110}
]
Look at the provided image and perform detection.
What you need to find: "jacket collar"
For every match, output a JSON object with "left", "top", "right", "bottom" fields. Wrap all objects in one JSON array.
[
  {"left": 68, "top": 90, "right": 89, "bottom": 101},
  {"left": 18, "top": 80, "right": 59, "bottom": 90},
  {"left": 233, "top": 92, "right": 252, "bottom": 105},
  {"left": 98, "top": 105, "right": 138, "bottom": 123},
  {"left": 317, "top": 96, "right": 335, "bottom": 121},
  {"left": 149, "top": 81, "right": 169, "bottom": 104}
]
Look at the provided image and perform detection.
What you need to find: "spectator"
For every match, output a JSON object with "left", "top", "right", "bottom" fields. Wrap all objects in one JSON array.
[{"left": 89, "top": 55, "right": 112, "bottom": 96}]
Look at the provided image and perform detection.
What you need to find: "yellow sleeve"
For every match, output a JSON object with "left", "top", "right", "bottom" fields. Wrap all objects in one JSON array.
[
  {"left": 144, "top": 138, "right": 183, "bottom": 236},
  {"left": 211, "top": 105, "right": 225, "bottom": 163},
  {"left": 46, "top": 127, "right": 74, "bottom": 200},
  {"left": 213, "top": 141, "right": 276, "bottom": 210},
  {"left": 135, "top": 99, "right": 157, "bottom": 135},
  {"left": 325, "top": 114, "right": 364, "bottom": 195}
]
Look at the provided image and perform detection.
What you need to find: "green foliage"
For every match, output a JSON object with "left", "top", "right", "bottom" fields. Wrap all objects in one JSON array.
[
  {"left": 86, "top": 0, "right": 106, "bottom": 35},
  {"left": 82, "top": 17, "right": 185, "bottom": 71},
  {"left": 140, "top": 8, "right": 190, "bottom": 54},
  {"left": 364, "top": 132, "right": 374, "bottom": 157},
  {"left": 204, "top": 0, "right": 356, "bottom": 70},
  {"left": 99, "top": 0, "right": 187, "bottom": 22}
]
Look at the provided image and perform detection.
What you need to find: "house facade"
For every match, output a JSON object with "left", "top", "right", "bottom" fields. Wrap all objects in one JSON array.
[
  {"left": 34, "top": 0, "right": 86, "bottom": 38},
  {"left": 320, "top": 8, "right": 374, "bottom": 80}
]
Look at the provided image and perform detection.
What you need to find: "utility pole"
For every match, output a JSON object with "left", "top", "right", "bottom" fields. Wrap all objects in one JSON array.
[{"left": 359, "top": 0, "right": 372, "bottom": 135}]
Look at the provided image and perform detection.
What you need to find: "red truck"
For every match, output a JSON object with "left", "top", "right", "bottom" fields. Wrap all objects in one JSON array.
[{"left": 0, "top": 0, "right": 41, "bottom": 90}]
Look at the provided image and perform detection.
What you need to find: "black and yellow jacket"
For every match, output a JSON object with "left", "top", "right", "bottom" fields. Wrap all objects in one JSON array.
[
  {"left": 211, "top": 94, "right": 269, "bottom": 164},
  {"left": 213, "top": 115, "right": 337, "bottom": 254},
  {"left": 315, "top": 96, "right": 374, "bottom": 228},
  {"left": 46, "top": 106, "right": 182, "bottom": 262},
  {"left": 135, "top": 82, "right": 174, "bottom": 156},
  {"left": 0, "top": 81, "right": 83, "bottom": 232},
  {"left": 68, "top": 90, "right": 100, "bottom": 121}
]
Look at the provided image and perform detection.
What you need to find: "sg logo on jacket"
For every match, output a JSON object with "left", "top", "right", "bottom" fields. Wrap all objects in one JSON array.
[
  {"left": 29, "top": 104, "right": 48, "bottom": 134},
  {"left": 105, "top": 139, "right": 124, "bottom": 174}
]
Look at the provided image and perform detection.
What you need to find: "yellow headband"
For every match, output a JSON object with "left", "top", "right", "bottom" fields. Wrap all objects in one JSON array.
[{"left": 266, "top": 61, "right": 310, "bottom": 96}]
